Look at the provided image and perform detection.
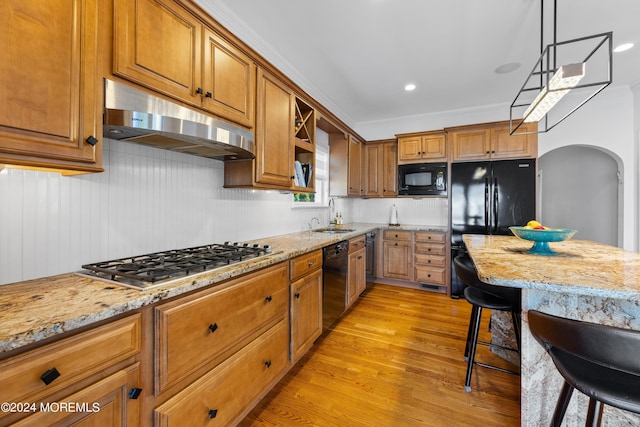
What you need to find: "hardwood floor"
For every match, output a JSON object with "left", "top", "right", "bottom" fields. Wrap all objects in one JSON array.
[{"left": 240, "top": 284, "right": 521, "bottom": 426}]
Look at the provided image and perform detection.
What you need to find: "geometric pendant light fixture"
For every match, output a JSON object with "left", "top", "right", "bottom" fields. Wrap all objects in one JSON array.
[{"left": 510, "top": 0, "right": 612, "bottom": 135}]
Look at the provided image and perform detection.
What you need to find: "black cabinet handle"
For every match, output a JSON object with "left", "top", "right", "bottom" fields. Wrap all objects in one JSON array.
[
  {"left": 209, "top": 409, "right": 218, "bottom": 419},
  {"left": 205, "top": 92, "right": 213, "bottom": 98},
  {"left": 358, "top": 255, "right": 363, "bottom": 260},
  {"left": 196, "top": 87, "right": 204, "bottom": 95},
  {"left": 395, "top": 243, "right": 398, "bottom": 246},
  {"left": 295, "top": 292, "right": 300, "bottom": 299},
  {"left": 265, "top": 295, "right": 273, "bottom": 302},
  {"left": 86, "top": 135, "right": 99, "bottom": 146},
  {"left": 128, "top": 388, "right": 142, "bottom": 399},
  {"left": 264, "top": 360, "right": 272, "bottom": 368},
  {"left": 208, "top": 323, "right": 218, "bottom": 333},
  {"left": 41, "top": 367, "right": 60, "bottom": 385}
]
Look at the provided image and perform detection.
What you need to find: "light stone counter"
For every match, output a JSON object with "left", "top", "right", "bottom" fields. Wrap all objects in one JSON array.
[
  {"left": 464, "top": 234, "right": 640, "bottom": 427},
  {"left": 0, "top": 223, "right": 444, "bottom": 355}
]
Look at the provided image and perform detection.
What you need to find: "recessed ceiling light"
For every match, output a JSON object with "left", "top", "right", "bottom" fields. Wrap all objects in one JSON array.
[
  {"left": 614, "top": 42, "right": 634, "bottom": 53},
  {"left": 404, "top": 83, "right": 416, "bottom": 91},
  {"left": 495, "top": 62, "right": 521, "bottom": 74}
]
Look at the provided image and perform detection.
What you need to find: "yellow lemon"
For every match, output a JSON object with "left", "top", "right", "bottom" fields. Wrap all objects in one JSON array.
[{"left": 527, "top": 220, "right": 542, "bottom": 228}]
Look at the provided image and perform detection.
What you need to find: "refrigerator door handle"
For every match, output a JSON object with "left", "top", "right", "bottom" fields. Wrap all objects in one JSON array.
[
  {"left": 484, "top": 177, "right": 490, "bottom": 233},
  {"left": 493, "top": 177, "right": 499, "bottom": 233}
]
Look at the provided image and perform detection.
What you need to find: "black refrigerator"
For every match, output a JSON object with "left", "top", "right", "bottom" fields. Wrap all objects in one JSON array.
[{"left": 450, "top": 159, "right": 536, "bottom": 297}]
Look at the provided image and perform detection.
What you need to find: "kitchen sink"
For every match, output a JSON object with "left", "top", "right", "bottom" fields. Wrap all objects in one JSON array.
[{"left": 313, "top": 228, "right": 355, "bottom": 234}]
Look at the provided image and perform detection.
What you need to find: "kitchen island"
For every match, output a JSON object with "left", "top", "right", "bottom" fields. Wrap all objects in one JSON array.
[{"left": 463, "top": 234, "right": 640, "bottom": 427}]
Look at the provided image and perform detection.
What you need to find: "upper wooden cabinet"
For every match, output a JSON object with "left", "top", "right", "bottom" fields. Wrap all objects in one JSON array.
[
  {"left": 364, "top": 140, "right": 397, "bottom": 197},
  {"left": 449, "top": 121, "right": 538, "bottom": 162},
  {"left": 397, "top": 131, "right": 447, "bottom": 164},
  {"left": 224, "top": 69, "right": 315, "bottom": 192},
  {"left": 329, "top": 133, "right": 363, "bottom": 197},
  {"left": 0, "top": 0, "right": 103, "bottom": 174},
  {"left": 114, "top": 0, "right": 256, "bottom": 128}
]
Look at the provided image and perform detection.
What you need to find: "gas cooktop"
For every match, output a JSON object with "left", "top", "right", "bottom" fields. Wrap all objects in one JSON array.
[{"left": 78, "top": 242, "right": 275, "bottom": 290}]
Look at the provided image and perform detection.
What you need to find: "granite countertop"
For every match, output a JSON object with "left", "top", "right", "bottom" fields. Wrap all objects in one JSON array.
[
  {"left": 0, "top": 222, "right": 446, "bottom": 354},
  {"left": 463, "top": 234, "right": 640, "bottom": 299}
]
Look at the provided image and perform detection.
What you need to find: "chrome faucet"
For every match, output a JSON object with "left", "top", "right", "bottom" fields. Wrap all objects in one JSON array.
[{"left": 308, "top": 217, "right": 320, "bottom": 231}]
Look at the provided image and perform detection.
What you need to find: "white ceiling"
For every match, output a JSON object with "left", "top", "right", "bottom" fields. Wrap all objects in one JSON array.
[{"left": 198, "top": 0, "right": 640, "bottom": 128}]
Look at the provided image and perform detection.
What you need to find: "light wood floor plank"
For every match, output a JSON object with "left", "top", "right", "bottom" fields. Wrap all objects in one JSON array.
[{"left": 241, "top": 284, "right": 520, "bottom": 426}]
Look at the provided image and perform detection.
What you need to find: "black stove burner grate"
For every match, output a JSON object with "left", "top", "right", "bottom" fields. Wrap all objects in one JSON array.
[{"left": 81, "top": 243, "right": 273, "bottom": 288}]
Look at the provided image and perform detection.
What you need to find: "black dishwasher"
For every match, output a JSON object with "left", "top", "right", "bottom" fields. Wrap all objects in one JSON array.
[{"left": 322, "top": 240, "right": 349, "bottom": 330}]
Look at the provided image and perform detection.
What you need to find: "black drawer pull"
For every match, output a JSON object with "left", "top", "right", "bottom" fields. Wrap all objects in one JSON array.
[
  {"left": 264, "top": 360, "right": 272, "bottom": 368},
  {"left": 41, "top": 367, "right": 60, "bottom": 385},
  {"left": 86, "top": 135, "right": 99, "bottom": 146},
  {"left": 209, "top": 409, "right": 218, "bottom": 419},
  {"left": 128, "top": 388, "right": 142, "bottom": 399},
  {"left": 208, "top": 323, "right": 218, "bottom": 334},
  {"left": 265, "top": 295, "right": 273, "bottom": 302},
  {"left": 196, "top": 87, "right": 204, "bottom": 95},
  {"left": 205, "top": 91, "right": 213, "bottom": 98},
  {"left": 295, "top": 292, "right": 300, "bottom": 299}
]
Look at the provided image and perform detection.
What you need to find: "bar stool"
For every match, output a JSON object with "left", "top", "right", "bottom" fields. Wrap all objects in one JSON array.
[
  {"left": 528, "top": 310, "right": 640, "bottom": 426},
  {"left": 453, "top": 255, "right": 521, "bottom": 392}
]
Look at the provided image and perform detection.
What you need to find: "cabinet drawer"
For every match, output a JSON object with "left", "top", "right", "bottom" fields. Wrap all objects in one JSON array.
[
  {"left": 415, "top": 231, "right": 446, "bottom": 244},
  {"left": 349, "top": 234, "right": 366, "bottom": 251},
  {"left": 415, "top": 243, "right": 446, "bottom": 256},
  {"left": 290, "top": 250, "right": 322, "bottom": 281},
  {"left": 155, "top": 319, "right": 289, "bottom": 427},
  {"left": 415, "top": 254, "right": 446, "bottom": 268},
  {"left": 415, "top": 266, "right": 446, "bottom": 285},
  {"left": 383, "top": 230, "right": 412, "bottom": 241},
  {"left": 155, "top": 263, "right": 288, "bottom": 394},
  {"left": 0, "top": 314, "right": 140, "bottom": 409}
]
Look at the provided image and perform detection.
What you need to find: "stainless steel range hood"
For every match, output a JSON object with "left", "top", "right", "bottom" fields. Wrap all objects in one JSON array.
[{"left": 103, "top": 79, "right": 254, "bottom": 161}]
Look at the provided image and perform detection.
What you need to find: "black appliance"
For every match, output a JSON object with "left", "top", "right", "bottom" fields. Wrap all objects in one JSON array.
[
  {"left": 322, "top": 240, "right": 349, "bottom": 330},
  {"left": 450, "top": 159, "right": 536, "bottom": 297},
  {"left": 398, "top": 162, "right": 447, "bottom": 196},
  {"left": 79, "top": 243, "right": 275, "bottom": 290}
]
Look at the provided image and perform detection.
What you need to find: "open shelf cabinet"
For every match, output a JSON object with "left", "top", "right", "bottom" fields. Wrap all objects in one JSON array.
[{"left": 292, "top": 97, "right": 316, "bottom": 192}]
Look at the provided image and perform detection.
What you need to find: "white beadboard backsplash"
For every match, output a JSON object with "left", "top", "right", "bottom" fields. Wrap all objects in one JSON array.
[{"left": 0, "top": 139, "right": 448, "bottom": 286}]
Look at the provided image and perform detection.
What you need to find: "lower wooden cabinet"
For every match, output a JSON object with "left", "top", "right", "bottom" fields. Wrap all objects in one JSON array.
[
  {"left": 0, "top": 314, "right": 142, "bottom": 426},
  {"left": 382, "top": 230, "right": 413, "bottom": 281},
  {"left": 154, "top": 319, "right": 289, "bottom": 426},
  {"left": 290, "top": 265, "right": 323, "bottom": 363},
  {"left": 347, "top": 235, "right": 367, "bottom": 307}
]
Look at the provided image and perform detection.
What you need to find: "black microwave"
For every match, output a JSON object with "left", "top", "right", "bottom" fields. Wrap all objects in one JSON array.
[{"left": 398, "top": 162, "right": 447, "bottom": 196}]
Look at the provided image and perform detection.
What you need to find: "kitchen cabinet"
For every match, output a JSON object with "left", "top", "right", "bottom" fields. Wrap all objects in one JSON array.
[
  {"left": 224, "top": 69, "right": 315, "bottom": 192},
  {"left": 114, "top": 0, "right": 256, "bottom": 128},
  {"left": 0, "top": 314, "right": 142, "bottom": 426},
  {"left": 364, "top": 140, "right": 398, "bottom": 197},
  {"left": 290, "top": 250, "right": 323, "bottom": 362},
  {"left": 154, "top": 319, "right": 289, "bottom": 426},
  {"left": 382, "top": 230, "right": 413, "bottom": 281},
  {"left": 397, "top": 131, "right": 447, "bottom": 164},
  {"left": 329, "top": 133, "right": 363, "bottom": 197},
  {"left": 347, "top": 235, "right": 367, "bottom": 307},
  {"left": 414, "top": 231, "right": 448, "bottom": 294},
  {"left": 449, "top": 121, "right": 538, "bottom": 162},
  {"left": 154, "top": 263, "right": 289, "bottom": 395},
  {"left": 0, "top": 0, "right": 103, "bottom": 174}
]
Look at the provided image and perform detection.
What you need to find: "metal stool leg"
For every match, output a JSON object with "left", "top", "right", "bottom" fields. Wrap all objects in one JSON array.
[
  {"left": 464, "top": 305, "right": 478, "bottom": 361},
  {"left": 586, "top": 398, "right": 604, "bottom": 427},
  {"left": 465, "top": 305, "right": 483, "bottom": 392},
  {"left": 551, "top": 381, "right": 574, "bottom": 427}
]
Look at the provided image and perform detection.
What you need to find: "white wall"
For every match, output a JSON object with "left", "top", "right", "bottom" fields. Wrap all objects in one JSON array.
[
  {"left": 0, "top": 139, "right": 329, "bottom": 286},
  {"left": 356, "top": 86, "right": 638, "bottom": 251}
]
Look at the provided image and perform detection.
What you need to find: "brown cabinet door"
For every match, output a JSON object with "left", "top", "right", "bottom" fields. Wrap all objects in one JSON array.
[
  {"left": 114, "top": 0, "right": 202, "bottom": 107},
  {"left": 490, "top": 126, "right": 537, "bottom": 159},
  {"left": 382, "top": 240, "right": 412, "bottom": 281},
  {"left": 382, "top": 142, "right": 398, "bottom": 196},
  {"left": 364, "top": 143, "right": 381, "bottom": 197},
  {"left": 422, "top": 134, "right": 447, "bottom": 160},
  {"left": 451, "top": 128, "right": 492, "bottom": 161},
  {"left": 0, "top": 0, "right": 102, "bottom": 172},
  {"left": 348, "top": 136, "right": 362, "bottom": 196},
  {"left": 255, "top": 68, "right": 293, "bottom": 188},
  {"left": 397, "top": 136, "right": 422, "bottom": 162},
  {"left": 291, "top": 268, "right": 322, "bottom": 362},
  {"left": 202, "top": 29, "right": 256, "bottom": 128}
]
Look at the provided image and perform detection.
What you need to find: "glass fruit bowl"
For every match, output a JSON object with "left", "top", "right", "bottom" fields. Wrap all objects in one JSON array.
[{"left": 509, "top": 226, "right": 577, "bottom": 255}]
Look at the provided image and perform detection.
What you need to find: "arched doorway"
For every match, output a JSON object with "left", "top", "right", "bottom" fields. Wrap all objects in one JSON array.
[{"left": 539, "top": 145, "right": 621, "bottom": 247}]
